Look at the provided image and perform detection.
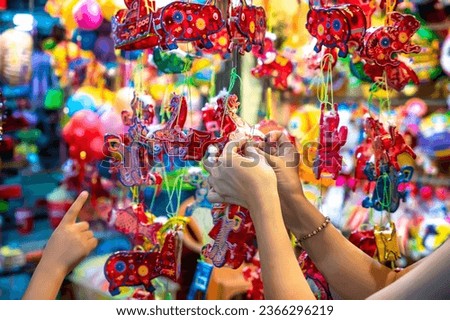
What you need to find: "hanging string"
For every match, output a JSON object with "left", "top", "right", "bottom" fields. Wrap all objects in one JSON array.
[
  {"left": 131, "top": 186, "right": 139, "bottom": 203},
  {"left": 266, "top": 87, "right": 273, "bottom": 120},
  {"left": 316, "top": 53, "right": 335, "bottom": 110},
  {"left": 219, "top": 67, "right": 242, "bottom": 135},
  {"left": 375, "top": 172, "right": 393, "bottom": 219}
]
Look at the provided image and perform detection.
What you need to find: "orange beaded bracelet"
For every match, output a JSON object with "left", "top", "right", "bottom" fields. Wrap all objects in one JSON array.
[{"left": 296, "top": 216, "right": 331, "bottom": 248}]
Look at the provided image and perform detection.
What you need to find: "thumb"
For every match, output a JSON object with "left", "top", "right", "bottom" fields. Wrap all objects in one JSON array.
[
  {"left": 60, "top": 191, "right": 89, "bottom": 226},
  {"left": 253, "top": 147, "right": 280, "bottom": 167}
]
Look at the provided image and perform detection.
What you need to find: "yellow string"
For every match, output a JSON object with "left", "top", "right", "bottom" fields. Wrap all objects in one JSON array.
[
  {"left": 131, "top": 186, "right": 139, "bottom": 203},
  {"left": 316, "top": 53, "right": 335, "bottom": 110},
  {"left": 266, "top": 87, "right": 273, "bottom": 120}
]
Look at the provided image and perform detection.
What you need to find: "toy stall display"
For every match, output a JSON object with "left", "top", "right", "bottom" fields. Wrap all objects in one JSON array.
[{"left": 0, "top": 0, "right": 448, "bottom": 301}]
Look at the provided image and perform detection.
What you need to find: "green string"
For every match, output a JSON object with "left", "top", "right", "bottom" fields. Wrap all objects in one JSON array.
[
  {"left": 376, "top": 173, "right": 392, "bottom": 213},
  {"left": 165, "top": 172, "right": 184, "bottom": 216},
  {"left": 228, "top": 67, "right": 241, "bottom": 94}
]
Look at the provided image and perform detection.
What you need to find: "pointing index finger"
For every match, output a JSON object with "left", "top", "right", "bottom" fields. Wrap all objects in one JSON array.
[{"left": 61, "top": 191, "right": 89, "bottom": 225}]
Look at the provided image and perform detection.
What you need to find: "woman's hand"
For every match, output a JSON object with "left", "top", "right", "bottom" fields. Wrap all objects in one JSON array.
[
  {"left": 203, "top": 139, "right": 278, "bottom": 214},
  {"left": 41, "top": 191, "right": 98, "bottom": 276}
]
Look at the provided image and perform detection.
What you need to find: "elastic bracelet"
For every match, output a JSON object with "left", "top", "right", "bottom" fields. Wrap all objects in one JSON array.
[{"left": 296, "top": 216, "right": 331, "bottom": 248}]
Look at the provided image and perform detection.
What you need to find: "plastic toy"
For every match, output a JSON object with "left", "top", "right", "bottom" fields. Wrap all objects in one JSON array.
[
  {"left": 360, "top": 12, "right": 420, "bottom": 67},
  {"left": 306, "top": 4, "right": 367, "bottom": 58},
  {"left": 104, "top": 230, "right": 182, "bottom": 295},
  {"left": 227, "top": 0, "right": 266, "bottom": 54},
  {"left": 314, "top": 103, "right": 348, "bottom": 180},
  {"left": 187, "top": 260, "right": 214, "bottom": 300},
  {"left": 153, "top": 1, "right": 225, "bottom": 50},
  {"left": 374, "top": 222, "right": 401, "bottom": 264},
  {"left": 152, "top": 48, "right": 194, "bottom": 74},
  {"left": 251, "top": 36, "right": 293, "bottom": 90},
  {"left": 112, "top": 0, "right": 159, "bottom": 50},
  {"left": 298, "top": 251, "right": 333, "bottom": 300},
  {"left": 362, "top": 163, "right": 414, "bottom": 213},
  {"left": 197, "top": 27, "right": 231, "bottom": 59},
  {"left": 202, "top": 204, "right": 256, "bottom": 269}
]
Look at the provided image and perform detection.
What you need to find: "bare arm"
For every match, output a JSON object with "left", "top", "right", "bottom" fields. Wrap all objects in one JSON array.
[
  {"left": 250, "top": 192, "right": 316, "bottom": 300},
  {"left": 367, "top": 239, "right": 450, "bottom": 299},
  {"left": 284, "top": 192, "right": 397, "bottom": 299}
]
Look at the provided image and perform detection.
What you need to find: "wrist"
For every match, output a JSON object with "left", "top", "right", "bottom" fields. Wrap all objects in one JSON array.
[{"left": 38, "top": 254, "right": 70, "bottom": 278}]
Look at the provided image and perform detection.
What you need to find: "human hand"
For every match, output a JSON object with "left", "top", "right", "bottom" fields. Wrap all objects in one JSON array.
[
  {"left": 41, "top": 191, "right": 98, "bottom": 276},
  {"left": 257, "top": 131, "right": 303, "bottom": 196},
  {"left": 256, "top": 131, "right": 306, "bottom": 226},
  {"left": 203, "top": 139, "right": 278, "bottom": 213}
]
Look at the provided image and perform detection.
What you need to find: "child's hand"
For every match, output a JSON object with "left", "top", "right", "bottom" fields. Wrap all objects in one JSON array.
[{"left": 41, "top": 191, "right": 98, "bottom": 276}]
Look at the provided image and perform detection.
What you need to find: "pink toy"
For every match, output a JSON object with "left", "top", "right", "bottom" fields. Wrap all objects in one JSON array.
[
  {"left": 314, "top": 103, "right": 348, "bottom": 180},
  {"left": 73, "top": 0, "right": 104, "bottom": 31}
]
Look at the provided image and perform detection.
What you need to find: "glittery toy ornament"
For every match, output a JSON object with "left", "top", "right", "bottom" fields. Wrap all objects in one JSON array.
[
  {"left": 108, "top": 205, "right": 162, "bottom": 246},
  {"left": 362, "top": 163, "right": 414, "bottom": 213},
  {"left": 348, "top": 229, "right": 377, "bottom": 257},
  {"left": 152, "top": 48, "right": 194, "bottom": 74},
  {"left": 306, "top": 4, "right": 367, "bottom": 58},
  {"left": 227, "top": 0, "right": 267, "bottom": 54},
  {"left": 104, "top": 230, "right": 182, "bottom": 295},
  {"left": 314, "top": 103, "right": 348, "bottom": 180},
  {"left": 364, "top": 117, "right": 416, "bottom": 174},
  {"left": 149, "top": 94, "right": 188, "bottom": 157},
  {"left": 360, "top": 12, "right": 420, "bottom": 67},
  {"left": 112, "top": 0, "right": 160, "bottom": 50},
  {"left": 196, "top": 27, "right": 231, "bottom": 59},
  {"left": 242, "top": 258, "right": 264, "bottom": 300},
  {"left": 363, "top": 61, "right": 419, "bottom": 91},
  {"left": 251, "top": 36, "right": 294, "bottom": 90},
  {"left": 153, "top": 1, "right": 225, "bottom": 50},
  {"left": 187, "top": 260, "right": 214, "bottom": 300},
  {"left": 374, "top": 222, "right": 401, "bottom": 264},
  {"left": 298, "top": 251, "right": 333, "bottom": 300},
  {"left": 202, "top": 204, "right": 256, "bottom": 269}
]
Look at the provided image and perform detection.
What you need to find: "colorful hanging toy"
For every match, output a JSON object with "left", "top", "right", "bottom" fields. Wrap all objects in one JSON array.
[
  {"left": 251, "top": 35, "right": 294, "bottom": 90},
  {"left": 104, "top": 230, "right": 182, "bottom": 295},
  {"left": 314, "top": 103, "right": 348, "bottom": 180},
  {"left": 227, "top": 0, "right": 267, "bottom": 54}
]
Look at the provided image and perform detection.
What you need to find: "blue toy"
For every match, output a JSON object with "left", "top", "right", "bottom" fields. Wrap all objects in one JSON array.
[{"left": 187, "top": 260, "right": 213, "bottom": 300}]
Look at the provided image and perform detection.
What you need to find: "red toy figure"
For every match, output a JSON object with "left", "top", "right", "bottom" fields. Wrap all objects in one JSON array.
[
  {"left": 354, "top": 140, "right": 372, "bottom": 180},
  {"left": 251, "top": 36, "right": 294, "bottom": 90},
  {"left": 112, "top": 0, "right": 160, "bottom": 50},
  {"left": 363, "top": 61, "right": 419, "bottom": 91},
  {"left": 227, "top": 0, "right": 266, "bottom": 54},
  {"left": 150, "top": 94, "right": 188, "bottom": 157},
  {"left": 243, "top": 258, "right": 264, "bottom": 300},
  {"left": 122, "top": 92, "right": 155, "bottom": 127},
  {"left": 384, "top": 125, "right": 417, "bottom": 171},
  {"left": 196, "top": 27, "right": 231, "bottom": 59},
  {"left": 306, "top": 4, "right": 367, "bottom": 58},
  {"left": 360, "top": 12, "right": 420, "bottom": 67},
  {"left": 202, "top": 204, "right": 256, "bottom": 269},
  {"left": 298, "top": 251, "right": 333, "bottom": 300},
  {"left": 314, "top": 103, "right": 348, "bottom": 180},
  {"left": 348, "top": 229, "right": 377, "bottom": 257},
  {"left": 108, "top": 205, "right": 163, "bottom": 245},
  {"left": 153, "top": 1, "right": 225, "bottom": 50},
  {"left": 104, "top": 230, "right": 182, "bottom": 295}
]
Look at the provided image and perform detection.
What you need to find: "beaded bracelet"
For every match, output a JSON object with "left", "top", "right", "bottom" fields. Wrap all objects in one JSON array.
[{"left": 296, "top": 216, "right": 331, "bottom": 248}]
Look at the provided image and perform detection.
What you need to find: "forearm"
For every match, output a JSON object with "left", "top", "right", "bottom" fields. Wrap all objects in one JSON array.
[
  {"left": 282, "top": 191, "right": 397, "bottom": 299},
  {"left": 23, "top": 258, "right": 67, "bottom": 300},
  {"left": 250, "top": 194, "right": 316, "bottom": 300}
]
